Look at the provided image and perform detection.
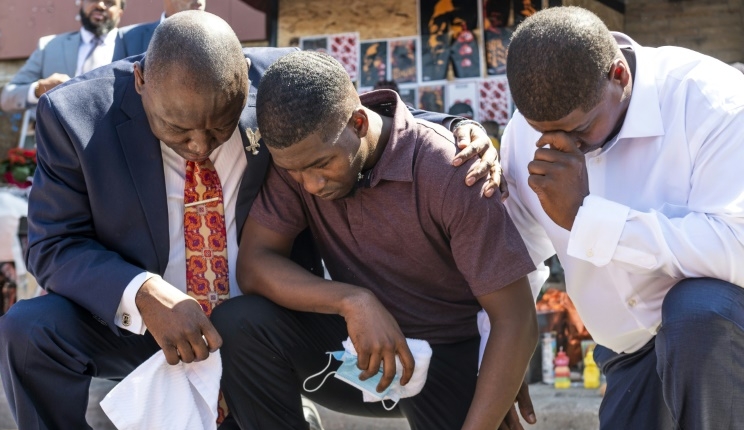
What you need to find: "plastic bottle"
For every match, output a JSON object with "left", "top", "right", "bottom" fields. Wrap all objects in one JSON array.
[
  {"left": 554, "top": 348, "right": 571, "bottom": 389},
  {"left": 541, "top": 332, "right": 556, "bottom": 384},
  {"left": 583, "top": 348, "right": 601, "bottom": 389}
]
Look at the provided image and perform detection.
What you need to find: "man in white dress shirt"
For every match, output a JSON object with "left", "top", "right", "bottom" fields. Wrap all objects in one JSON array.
[
  {"left": 501, "top": 6, "right": 744, "bottom": 430},
  {"left": 0, "top": 0, "right": 129, "bottom": 113}
]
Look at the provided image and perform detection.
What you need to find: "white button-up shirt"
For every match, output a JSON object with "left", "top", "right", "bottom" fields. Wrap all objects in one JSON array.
[{"left": 501, "top": 32, "right": 744, "bottom": 353}]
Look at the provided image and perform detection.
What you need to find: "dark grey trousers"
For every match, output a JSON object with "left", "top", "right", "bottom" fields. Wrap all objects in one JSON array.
[{"left": 594, "top": 278, "right": 744, "bottom": 430}]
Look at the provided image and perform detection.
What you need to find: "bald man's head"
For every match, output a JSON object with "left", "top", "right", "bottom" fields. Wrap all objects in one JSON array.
[
  {"left": 134, "top": 11, "right": 249, "bottom": 163},
  {"left": 144, "top": 10, "right": 247, "bottom": 96}
]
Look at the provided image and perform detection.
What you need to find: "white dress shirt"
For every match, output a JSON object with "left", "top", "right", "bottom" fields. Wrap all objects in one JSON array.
[
  {"left": 115, "top": 128, "right": 248, "bottom": 334},
  {"left": 501, "top": 32, "right": 744, "bottom": 353},
  {"left": 26, "top": 27, "right": 120, "bottom": 105}
]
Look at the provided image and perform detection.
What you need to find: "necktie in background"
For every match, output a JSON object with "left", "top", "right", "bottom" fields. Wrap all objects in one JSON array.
[
  {"left": 184, "top": 159, "right": 230, "bottom": 423},
  {"left": 80, "top": 36, "right": 107, "bottom": 75}
]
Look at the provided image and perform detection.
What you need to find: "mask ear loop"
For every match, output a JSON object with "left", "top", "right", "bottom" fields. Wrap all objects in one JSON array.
[
  {"left": 381, "top": 399, "right": 399, "bottom": 411},
  {"left": 303, "top": 352, "right": 337, "bottom": 393}
]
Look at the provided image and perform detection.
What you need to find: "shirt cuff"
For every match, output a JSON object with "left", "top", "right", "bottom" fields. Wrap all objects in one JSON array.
[
  {"left": 567, "top": 195, "right": 630, "bottom": 266},
  {"left": 26, "top": 82, "right": 40, "bottom": 104},
  {"left": 115, "top": 272, "right": 158, "bottom": 335}
]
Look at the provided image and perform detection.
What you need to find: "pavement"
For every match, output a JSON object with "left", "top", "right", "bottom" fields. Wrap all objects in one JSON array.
[{"left": 0, "top": 377, "right": 600, "bottom": 430}]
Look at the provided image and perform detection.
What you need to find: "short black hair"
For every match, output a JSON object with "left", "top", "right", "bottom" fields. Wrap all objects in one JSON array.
[
  {"left": 256, "top": 51, "right": 358, "bottom": 149},
  {"left": 506, "top": 7, "right": 619, "bottom": 122},
  {"left": 144, "top": 11, "right": 247, "bottom": 96}
]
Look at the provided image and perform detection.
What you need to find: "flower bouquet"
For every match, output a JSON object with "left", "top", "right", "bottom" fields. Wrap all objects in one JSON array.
[{"left": 0, "top": 148, "right": 36, "bottom": 188}]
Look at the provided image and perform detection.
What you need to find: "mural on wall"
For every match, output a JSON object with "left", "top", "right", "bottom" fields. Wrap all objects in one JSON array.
[
  {"left": 419, "top": 85, "right": 445, "bottom": 112},
  {"left": 390, "top": 38, "right": 418, "bottom": 84},
  {"left": 478, "top": 76, "right": 511, "bottom": 125},
  {"left": 300, "top": 33, "right": 360, "bottom": 82},
  {"left": 398, "top": 87, "right": 418, "bottom": 108},
  {"left": 419, "top": 0, "right": 481, "bottom": 82},
  {"left": 360, "top": 41, "right": 388, "bottom": 88},
  {"left": 300, "top": 37, "right": 328, "bottom": 52},
  {"left": 446, "top": 81, "right": 478, "bottom": 117}
]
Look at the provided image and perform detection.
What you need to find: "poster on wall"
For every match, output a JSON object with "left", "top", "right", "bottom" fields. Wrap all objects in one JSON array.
[
  {"left": 300, "top": 37, "right": 328, "bottom": 52},
  {"left": 398, "top": 87, "right": 418, "bottom": 108},
  {"left": 418, "top": 0, "right": 482, "bottom": 82},
  {"left": 389, "top": 38, "right": 418, "bottom": 84},
  {"left": 360, "top": 40, "right": 388, "bottom": 88},
  {"left": 483, "top": 26, "right": 512, "bottom": 75},
  {"left": 300, "top": 33, "right": 360, "bottom": 82},
  {"left": 446, "top": 81, "right": 478, "bottom": 119},
  {"left": 419, "top": 85, "right": 446, "bottom": 112},
  {"left": 478, "top": 76, "right": 511, "bottom": 126},
  {"left": 482, "top": 0, "right": 514, "bottom": 75}
]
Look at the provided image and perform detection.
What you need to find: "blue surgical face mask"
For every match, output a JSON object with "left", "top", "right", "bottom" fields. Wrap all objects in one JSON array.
[{"left": 303, "top": 351, "right": 400, "bottom": 409}]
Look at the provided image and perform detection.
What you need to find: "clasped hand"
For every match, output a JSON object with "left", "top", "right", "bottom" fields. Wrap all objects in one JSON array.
[
  {"left": 452, "top": 122, "right": 507, "bottom": 200},
  {"left": 135, "top": 276, "right": 222, "bottom": 365},
  {"left": 527, "top": 131, "right": 590, "bottom": 231},
  {"left": 342, "top": 290, "right": 415, "bottom": 393}
]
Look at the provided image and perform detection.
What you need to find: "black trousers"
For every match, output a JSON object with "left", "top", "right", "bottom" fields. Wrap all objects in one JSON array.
[{"left": 211, "top": 295, "right": 481, "bottom": 430}]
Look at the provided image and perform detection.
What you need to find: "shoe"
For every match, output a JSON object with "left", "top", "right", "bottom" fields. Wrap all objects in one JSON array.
[{"left": 302, "top": 396, "right": 324, "bottom": 430}]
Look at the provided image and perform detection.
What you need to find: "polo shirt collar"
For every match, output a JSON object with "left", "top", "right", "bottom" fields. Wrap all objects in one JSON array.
[{"left": 359, "top": 90, "right": 417, "bottom": 187}]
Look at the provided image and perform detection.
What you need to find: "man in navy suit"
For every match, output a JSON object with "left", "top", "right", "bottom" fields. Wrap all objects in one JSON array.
[
  {"left": 0, "top": 0, "right": 132, "bottom": 113},
  {"left": 122, "top": 0, "right": 206, "bottom": 56},
  {"left": 0, "top": 11, "right": 496, "bottom": 430}
]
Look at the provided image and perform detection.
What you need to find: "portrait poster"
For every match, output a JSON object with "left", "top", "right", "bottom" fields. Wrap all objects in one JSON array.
[
  {"left": 418, "top": 85, "right": 446, "bottom": 113},
  {"left": 389, "top": 38, "right": 418, "bottom": 84},
  {"left": 446, "top": 81, "right": 478, "bottom": 118},
  {"left": 329, "top": 33, "right": 360, "bottom": 82},
  {"left": 398, "top": 87, "right": 418, "bottom": 108},
  {"left": 360, "top": 40, "right": 388, "bottom": 88},
  {"left": 483, "top": 26, "right": 512, "bottom": 75},
  {"left": 300, "top": 36, "right": 328, "bottom": 53},
  {"left": 478, "top": 77, "right": 511, "bottom": 126},
  {"left": 300, "top": 33, "right": 360, "bottom": 81},
  {"left": 419, "top": 0, "right": 482, "bottom": 82}
]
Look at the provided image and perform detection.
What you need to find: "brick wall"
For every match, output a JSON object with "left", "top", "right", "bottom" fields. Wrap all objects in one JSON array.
[{"left": 625, "top": 0, "right": 744, "bottom": 63}]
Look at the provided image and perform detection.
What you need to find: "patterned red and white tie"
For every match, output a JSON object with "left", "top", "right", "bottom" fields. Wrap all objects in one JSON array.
[
  {"left": 184, "top": 159, "right": 230, "bottom": 423},
  {"left": 184, "top": 159, "right": 230, "bottom": 315}
]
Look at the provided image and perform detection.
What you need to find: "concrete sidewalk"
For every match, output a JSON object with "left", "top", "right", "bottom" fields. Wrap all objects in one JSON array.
[{"left": 0, "top": 378, "right": 600, "bottom": 429}]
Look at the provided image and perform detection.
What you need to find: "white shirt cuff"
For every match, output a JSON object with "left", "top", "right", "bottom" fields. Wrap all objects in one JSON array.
[
  {"left": 26, "top": 82, "right": 39, "bottom": 104},
  {"left": 567, "top": 195, "right": 630, "bottom": 266},
  {"left": 115, "top": 272, "right": 158, "bottom": 335}
]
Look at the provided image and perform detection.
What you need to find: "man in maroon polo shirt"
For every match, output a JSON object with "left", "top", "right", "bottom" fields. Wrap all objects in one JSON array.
[{"left": 211, "top": 51, "right": 538, "bottom": 430}]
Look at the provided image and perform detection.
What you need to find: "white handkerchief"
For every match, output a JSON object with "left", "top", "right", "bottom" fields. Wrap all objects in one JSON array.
[{"left": 100, "top": 349, "right": 221, "bottom": 430}]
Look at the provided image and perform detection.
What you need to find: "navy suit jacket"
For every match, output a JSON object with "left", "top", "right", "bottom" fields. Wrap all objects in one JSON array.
[
  {"left": 27, "top": 47, "right": 451, "bottom": 333},
  {"left": 121, "top": 20, "right": 160, "bottom": 56}
]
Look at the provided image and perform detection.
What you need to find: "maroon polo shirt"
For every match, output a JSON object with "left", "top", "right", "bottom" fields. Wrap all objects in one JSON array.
[{"left": 250, "top": 89, "right": 535, "bottom": 344}]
